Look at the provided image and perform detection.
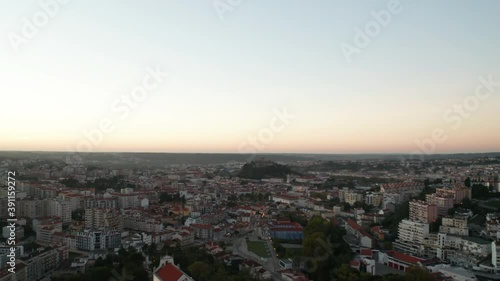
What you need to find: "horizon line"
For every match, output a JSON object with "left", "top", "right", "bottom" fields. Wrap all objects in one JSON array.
[{"left": 1, "top": 149, "right": 499, "bottom": 156}]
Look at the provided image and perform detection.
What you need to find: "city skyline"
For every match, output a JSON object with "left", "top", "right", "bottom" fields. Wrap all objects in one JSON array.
[{"left": 2, "top": 1, "right": 500, "bottom": 154}]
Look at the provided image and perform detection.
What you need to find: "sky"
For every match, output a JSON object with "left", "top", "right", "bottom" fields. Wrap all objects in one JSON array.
[{"left": 1, "top": 0, "right": 500, "bottom": 154}]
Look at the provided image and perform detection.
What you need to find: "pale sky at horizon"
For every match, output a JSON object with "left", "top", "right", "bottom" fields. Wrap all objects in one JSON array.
[{"left": 1, "top": 0, "right": 500, "bottom": 154}]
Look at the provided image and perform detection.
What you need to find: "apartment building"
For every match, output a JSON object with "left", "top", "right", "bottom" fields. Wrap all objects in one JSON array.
[
  {"left": 84, "top": 197, "right": 117, "bottom": 209},
  {"left": 33, "top": 217, "right": 63, "bottom": 245},
  {"left": 382, "top": 193, "right": 402, "bottom": 209},
  {"left": 345, "top": 192, "right": 364, "bottom": 206},
  {"left": 426, "top": 193, "right": 454, "bottom": 216},
  {"left": 436, "top": 184, "right": 471, "bottom": 204},
  {"left": 0, "top": 262, "right": 28, "bottom": 281},
  {"left": 435, "top": 233, "right": 490, "bottom": 267},
  {"left": 393, "top": 219, "right": 429, "bottom": 256},
  {"left": 365, "top": 192, "right": 383, "bottom": 207},
  {"left": 31, "top": 185, "right": 58, "bottom": 200},
  {"left": 48, "top": 199, "right": 72, "bottom": 224},
  {"left": 2, "top": 225, "right": 24, "bottom": 240},
  {"left": 76, "top": 229, "right": 121, "bottom": 251},
  {"left": 123, "top": 213, "right": 163, "bottom": 233},
  {"left": 23, "top": 246, "right": 68, "bottom": 281},
  {"left": 58, "top": 192, "right": 84, "bottom": 210},
  {"left": 85, "top": 208, "right": 123, "bottom": 231},
  {"left": 17, "top": 199, "right": 48, "bottom": 219},
  {"left": 190, "top": 224, "right": 214, "bottom": 241},
  {"left": 171, "top": 230, "right": 195, "bottom": 247},
  {"left": 409, "top": 200, "right": 438, "bottom": 223},
  {"left": 439, "top": 216, "right": 469, "bottom": 236}
]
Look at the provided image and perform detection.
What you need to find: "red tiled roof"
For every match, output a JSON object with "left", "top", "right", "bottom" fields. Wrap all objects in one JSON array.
[
  {"left": 346, "top": 219, "right": 362, "bottom": 231},
  {"left": 191, "top": 224, "right": 212, "bottom": 229},
  {"left": 155, "top": 263, "right": 183, "bottom": 281},
  {"left": 271, "top": 222, "right": 304, "bottom": 232},
  {"left": 360, "top": 249, "right": 373, "bottom": 257},
  {"left": 387, "top": 250, "right": 424, "bottom": 265}
]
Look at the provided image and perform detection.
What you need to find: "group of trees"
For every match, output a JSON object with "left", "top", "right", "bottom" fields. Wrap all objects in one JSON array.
[
  {"left": 239, "top": 192, "right": 271, "bottom": 203},
  {"left": 301, "top": 216, "right": 353, "bottom": 281},
  {"left": 280, "top": 210, "right": 308, "bottom": 227},
  {"left": 166, "top": 245, "right": 258, "bottom": 281},
  {"left": 159, "top": 192, "right": 186, "bottom": 204},
  {"left": 87, "top": 176, "right": 137, "bottom": 191},
  {"left": 381, "top": 201, "right": 409, "bottom": 237},
  {"left": 470, "top": 183, "right": 500, "bottom": 200},
  {"left": 60, "top": 175, "right": 137, "bottom": 191},
  {"left": 71, "top": 208, "right": 85, "bottom": 221},
  {"left": 237, "top": 161, "right": 296, "bottom": 180}
]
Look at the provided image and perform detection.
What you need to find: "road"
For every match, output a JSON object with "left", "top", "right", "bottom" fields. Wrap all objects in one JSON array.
[{"left": 232, "top": 235, "right": 284, "bottom": 281}]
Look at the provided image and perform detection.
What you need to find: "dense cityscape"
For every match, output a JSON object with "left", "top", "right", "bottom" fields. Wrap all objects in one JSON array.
[
  {"left": 0, "top": 153, "right": 500, "bottom": 281},
  {"left": 2, "top": 1, "right": 500, "bottom": 281}
]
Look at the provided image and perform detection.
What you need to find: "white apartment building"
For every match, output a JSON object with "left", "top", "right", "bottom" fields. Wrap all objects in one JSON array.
[
  {"left": 440, "top": 216, "right": 469, "bottom": 236},
  {"left": 48, "top": 199, "right": 72, "bottom": 224},
  {"left": 84, "top": 197, "right": 117, "bottom": 209},
  {"left": 382, "top": 193, "right": 402, "bottom": 209},
  {"left": 365, "top": 192, "right": 383, "bottom": 207},
  {"left": 76, "top": 229, "right": 121, "bottom": 251},
  {"left": 394, "top": 219, "right": 429, "bottom": 256},
  {"left": 85, "top": 208, "right": 123, "bottom": 231}
]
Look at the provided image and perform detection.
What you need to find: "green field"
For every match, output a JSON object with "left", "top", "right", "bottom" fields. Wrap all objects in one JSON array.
[{"left": 247, "top": 241, "right": 271, "bottom": 258}]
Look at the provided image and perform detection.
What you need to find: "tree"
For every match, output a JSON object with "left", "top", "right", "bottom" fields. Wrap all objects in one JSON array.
[
  {"left": 71, "top": 208, "right": 85, "bottom": 221},
  {"left": 404, "top": 267, "right": 437, "bottom": 281},
  {"left": 465, "top": 177, "right": 471, "bottom": 188},
  {"left": 334, "top": 264, "right": 360, "bottom": 281}
]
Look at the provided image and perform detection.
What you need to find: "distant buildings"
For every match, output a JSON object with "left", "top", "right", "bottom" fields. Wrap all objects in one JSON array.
[
  {"left": 339, "top": 188, "right": 364, "bottom": 206},
  {"left": 271, "top": 194, "right": 299, "bottom": 205},
  {"left": 380, "top": 181, "right": 424, "bottom": 199}
]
